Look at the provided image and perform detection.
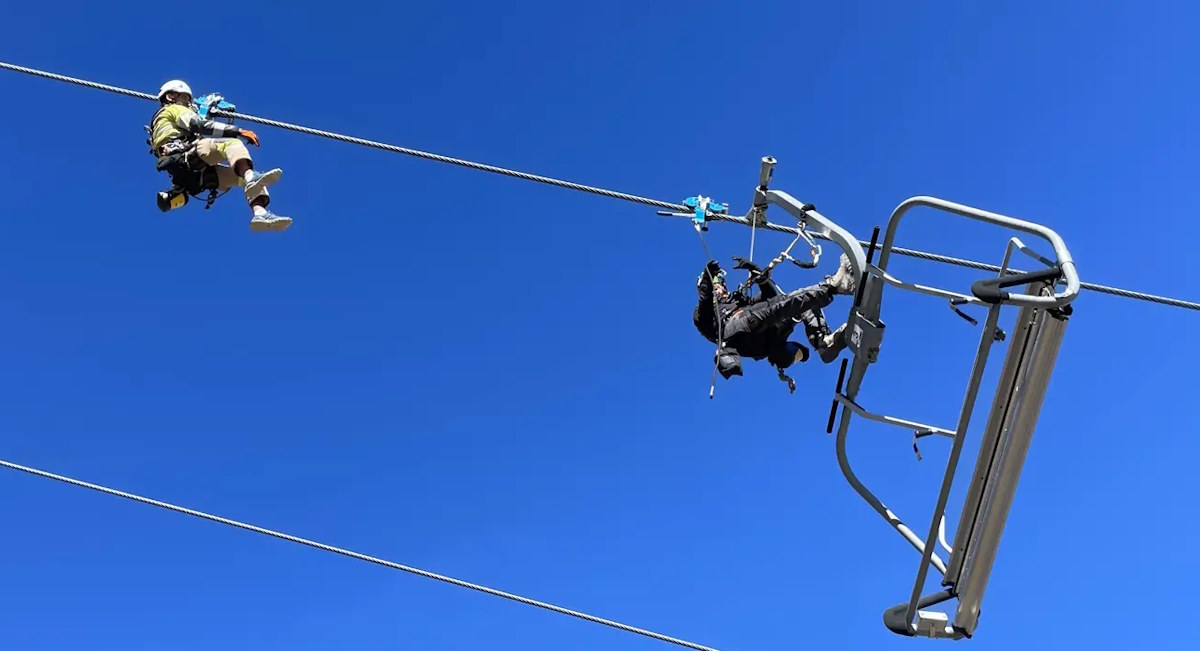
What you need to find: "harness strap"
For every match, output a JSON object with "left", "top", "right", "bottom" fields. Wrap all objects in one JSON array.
[
  {"left": 155, "top": 144, "right": 219, "bottom": 200},
  {"left": 147, "top": 104, "right": 201, "bottom": 157}
]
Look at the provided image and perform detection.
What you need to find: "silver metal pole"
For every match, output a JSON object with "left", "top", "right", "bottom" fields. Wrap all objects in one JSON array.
[
  {"left": 903, "top": 300, "right": 1005, "bottom": 627},
  {"left": 952, "top": 293, "right": 1070, "bottom": 635}
]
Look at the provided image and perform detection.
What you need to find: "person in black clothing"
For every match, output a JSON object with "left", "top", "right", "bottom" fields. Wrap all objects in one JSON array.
[{"left": 693, "top": 253, "right": 857, "bottom": 381}]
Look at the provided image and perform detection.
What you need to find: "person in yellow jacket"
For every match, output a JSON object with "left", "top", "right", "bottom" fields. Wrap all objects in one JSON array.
[{"left": 150, "top": 79, "right": 291, "bottom": 232}]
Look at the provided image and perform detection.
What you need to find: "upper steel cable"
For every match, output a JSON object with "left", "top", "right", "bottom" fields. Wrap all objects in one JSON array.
[{"left": 1, "top": 60, "right": 1196, "bottom": 313}]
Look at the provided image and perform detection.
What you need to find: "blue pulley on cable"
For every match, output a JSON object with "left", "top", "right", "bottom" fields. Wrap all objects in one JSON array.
[{"left": 681, "top": 195, "right": 727, "bottom": 231}]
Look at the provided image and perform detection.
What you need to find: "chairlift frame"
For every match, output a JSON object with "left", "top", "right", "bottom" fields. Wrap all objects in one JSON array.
[{"left": 739, "top": 158, "right": 1080, "bottom": 639}]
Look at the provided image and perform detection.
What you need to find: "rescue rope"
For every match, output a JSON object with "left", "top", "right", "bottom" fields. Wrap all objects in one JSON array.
[
  {"left": 748, "top": 216, "right": 758, "bottom": 273},
  {"left": 0, "top": 457, "right": 720, "bottom": 651},
  {"left": 1, "top": 60, "right": 1196, "bottom": 312},
  {"left": 690, "top": 225, "right": 726, "bottom": 399}
]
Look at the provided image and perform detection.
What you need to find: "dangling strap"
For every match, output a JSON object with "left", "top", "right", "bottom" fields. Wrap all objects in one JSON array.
[{"left": 777, "top": 366, "right": 796, "bottom": 393}]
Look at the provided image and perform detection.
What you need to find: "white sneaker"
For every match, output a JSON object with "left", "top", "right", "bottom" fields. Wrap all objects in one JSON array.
[
  {"left": 250, "top": 210, "right": 292, "bottom": 232},
  {"left": 243, "top": 168, "right": 282, "bottom": 196}
]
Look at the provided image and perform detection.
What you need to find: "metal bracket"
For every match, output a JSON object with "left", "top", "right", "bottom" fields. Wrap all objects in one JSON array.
[
  {"left": 847, "top": 310, "right": 885, "bottom": 364},
  {"left": 747, "top": 156, "right": 776, "bottom": 227}
]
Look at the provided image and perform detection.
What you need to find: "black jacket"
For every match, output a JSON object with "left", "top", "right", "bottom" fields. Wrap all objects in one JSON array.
[{"left": 692, "top": 265, "right": 797, "bottom": 368}]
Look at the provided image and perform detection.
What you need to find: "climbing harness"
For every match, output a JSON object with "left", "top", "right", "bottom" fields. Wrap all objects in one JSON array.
[
  {"left": 152, "top": 147, "right": 220, "bottom": 211},
  {"left": 146, "top": 91, "right": 239, "bottom": 213}
]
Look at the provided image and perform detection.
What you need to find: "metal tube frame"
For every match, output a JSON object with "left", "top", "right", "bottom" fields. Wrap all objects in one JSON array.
[
  {"left": 853, "top": 198, "right": 1075, "bottom": 639},
  {"left": 943, "top": 237, "right": 1050, "bottom": 586},
  {"left": 750, "top": 182, "right": 1080, "bottom": 640},
  {"left": 950, "top": 283, "right": 1070, "bottom": 636},
  {"left": 876, "top": 196, "right": 1080, "bottom": 309}
]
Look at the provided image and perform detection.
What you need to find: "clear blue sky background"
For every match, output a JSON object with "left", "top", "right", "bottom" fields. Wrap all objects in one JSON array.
[{"left": 1, "top": 1, "right": 1196, "bottom": 649}]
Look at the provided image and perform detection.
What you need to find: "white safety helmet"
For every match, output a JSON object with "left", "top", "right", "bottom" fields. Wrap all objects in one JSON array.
[{"left": 157, "top": 79, "right": 193, "bottom": 103}]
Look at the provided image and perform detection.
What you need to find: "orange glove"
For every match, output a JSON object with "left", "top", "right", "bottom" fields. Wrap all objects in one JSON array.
[{"left": 239, "top": 129, "right": 261, "bottom": 146}]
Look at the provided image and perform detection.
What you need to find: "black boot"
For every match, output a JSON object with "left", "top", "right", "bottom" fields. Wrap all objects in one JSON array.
[{"left": 818, "top": 323, "right": 849, "bottom": 363}]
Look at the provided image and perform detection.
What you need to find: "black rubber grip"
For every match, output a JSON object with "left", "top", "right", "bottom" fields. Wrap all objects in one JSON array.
[
  {"left": 882, "top": 588, "right": 955, "bottom": 636},
  {"left": 970, "top": 266, "right": 1062, "bottom": 304},
  {"left": 865, "top": 225, "right": 881, "bottom": 265},
  {"left": 827, "top": 358, "right": 849, "bottom": 434},
  {"left": 854, "top": 225, "right": 881, "bottom": 308}
]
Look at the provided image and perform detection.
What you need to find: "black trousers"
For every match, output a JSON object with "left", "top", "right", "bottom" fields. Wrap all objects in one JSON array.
[
  {"left": 796, "top": 302, "right": 832, "bottom": 349},
  {"left": 722, "top": 283, "right": 836, "bottom": 345}
]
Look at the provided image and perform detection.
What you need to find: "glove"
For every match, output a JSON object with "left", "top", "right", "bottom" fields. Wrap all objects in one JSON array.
[
  {"left": 732, "top": 256, "right": 761, "bottom": 273},
  {"left": 733, "top": 256, "right": 770, "bottom": 283},
  {"left": 239, "top": 129, "right": 261, "bottom": 147},
  {"left": 705, "top": 259, "right": 722, "bottom": 277}
]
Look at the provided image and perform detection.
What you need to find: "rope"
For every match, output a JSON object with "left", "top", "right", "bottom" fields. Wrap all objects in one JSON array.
[
  {"left": 0, "top": 457, "right": 719, "bottom": 651},
  {"left": 748, "top": 218, "right": 758, "bottom": 272},
  {"left": 2, "top": 58, "right": 1197, "bottom": 315},
  {"left": 690, "top": 225, "right": 726, "bottom": 399}
]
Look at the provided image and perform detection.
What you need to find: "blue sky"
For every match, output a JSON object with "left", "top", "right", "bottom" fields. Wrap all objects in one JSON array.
[{"left": 1, "top": 1, "right": 1197, "bottom": 648}]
